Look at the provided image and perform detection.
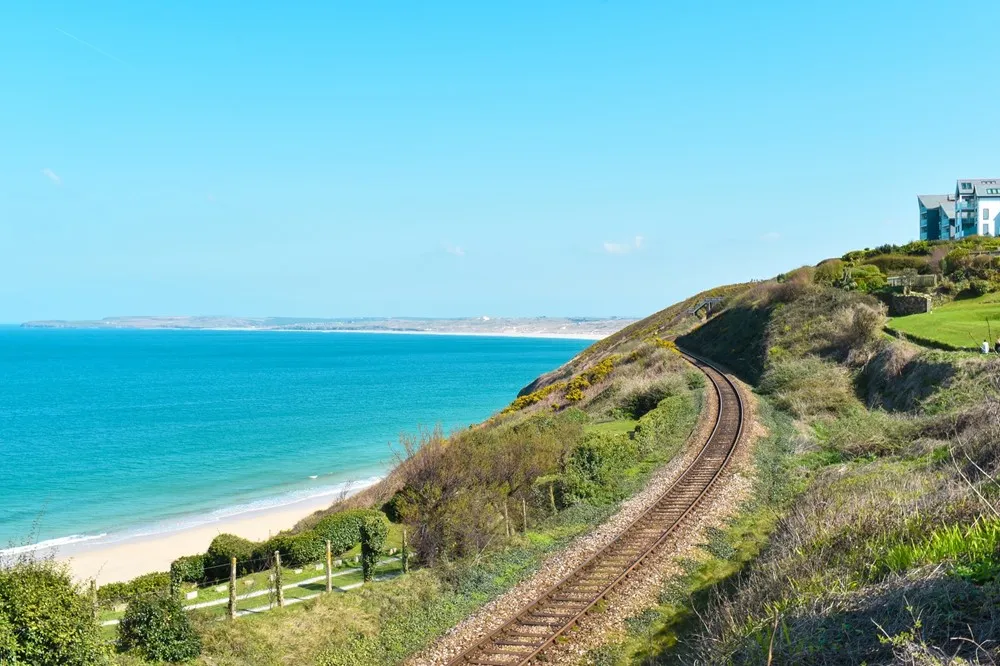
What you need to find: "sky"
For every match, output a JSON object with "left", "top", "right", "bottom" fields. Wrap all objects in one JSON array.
[{"left": 2, "top": 1, "right": 999, "bottom": 322}]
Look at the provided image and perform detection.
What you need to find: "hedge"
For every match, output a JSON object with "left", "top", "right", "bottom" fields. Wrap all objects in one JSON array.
[
  {"left": 205, "top": 533, "right": 258, "bottom": 579},
  {"left": 97, "top": 571, "right": 171, "bottom": 609},
  {"left": 169, "top": 554, "right": 205, "bottom": 584},
  {"left": 314, "top": 509, "right": 382, "bottom": 556},
  {"left": 256, "top": 530, "right": 326, "bottom": 567}
]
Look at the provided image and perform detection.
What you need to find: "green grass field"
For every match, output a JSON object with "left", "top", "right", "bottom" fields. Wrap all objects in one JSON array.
[
  {"left": 584, "top": 418, "right": 639, "bottom": 435},
  {"left": 887, "top": 293, "right": 1000, "bottom": 349}
]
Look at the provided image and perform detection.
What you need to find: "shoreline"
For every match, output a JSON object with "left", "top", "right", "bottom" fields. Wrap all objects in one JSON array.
[
  {"left": 10, "top": 478, "right": 381, "bottom": 585},
  {"left": 18, "top": 327, "right": 612, "bottom": 341}
]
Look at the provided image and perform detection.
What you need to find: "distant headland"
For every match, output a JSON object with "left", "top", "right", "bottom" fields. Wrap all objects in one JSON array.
[{"left": 20, "top": 315, "right": 637, "bottom": 340}]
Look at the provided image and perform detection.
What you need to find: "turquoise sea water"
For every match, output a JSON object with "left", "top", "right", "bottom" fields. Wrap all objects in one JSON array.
[{"left": 0, "top": 328, "right": 587, "bottom": 551}]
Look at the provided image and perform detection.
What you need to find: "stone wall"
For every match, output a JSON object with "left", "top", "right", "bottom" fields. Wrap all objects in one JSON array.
[{"left": 890, "top": 293, "right": 932, "bottom": 316}]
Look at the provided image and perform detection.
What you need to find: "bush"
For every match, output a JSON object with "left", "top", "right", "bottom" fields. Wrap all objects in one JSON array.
[
  {"left": 206, "top": 533, "right": 258, "bottom": 579},
  {"left": 0, "top": 560, "right": 109, "bottom": 665},
  {"left": 97, "top": 571, "right": 171, "bottom": 609},
  {"left": 813, "top": 259, "right": 845, "bottom": 285},
  {"left": 968, "top": 278, "right": 993, "bottom": 296},
  {"left": 169, "top": 554, "right": 205, "bottom": 584},
  {"left": 560, "top": 432, "right": 640, "bottom": 505},
  {"left": 259, "top": 530, "right": 326, "bottom": 567},
  {"left": 118, "top": 593, "right": 201, "bottom": 662},
  {"left": 381, "top": 491, "right": 406, "bottom": 523},
  {"left": 360, "top": 514, "right": 389, "bottom": 582},
  {"left": 901, "top": 240, "right": 932, "bottom": 256},
  {"left": 848, "top": 264, "right": 887, "bottom": 292},
  {"left": 314, "top": 509, "right": 382, "bottom": 556}
]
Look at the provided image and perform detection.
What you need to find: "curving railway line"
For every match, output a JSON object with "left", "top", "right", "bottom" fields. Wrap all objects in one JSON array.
[{"left": 446, "top": 351, "right": 745, "bottom": 666}]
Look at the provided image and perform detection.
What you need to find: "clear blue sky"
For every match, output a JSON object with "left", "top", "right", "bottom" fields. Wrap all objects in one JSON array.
[{"left": 2, "top": 1, "right": 998, "bottom": 322}]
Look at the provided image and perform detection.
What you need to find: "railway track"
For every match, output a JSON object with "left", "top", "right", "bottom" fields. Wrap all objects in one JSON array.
[{"left": 446, "top": 351, "right": 744, "bottom": 666}]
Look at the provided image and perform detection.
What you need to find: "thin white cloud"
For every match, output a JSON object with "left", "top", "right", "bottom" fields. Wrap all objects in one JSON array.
[
  {"left": 603, "top": 235, "right": 645, "bottom": 255},
  {"left": 55, "top": 28, "right": 129, "bottom": 66},
  {"left": 444, "top": 244, "right": 465, "bottom": 257},
  {"left": 41, "top": 168, "right": 62, "bottom": 186},
  {"left": 761, "top": 231, "right": 781, "bottom": 241}
]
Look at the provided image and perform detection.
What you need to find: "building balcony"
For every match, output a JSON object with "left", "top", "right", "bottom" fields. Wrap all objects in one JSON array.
[{"left": 956, "top": 200, "right": 977, "bottom": 211}]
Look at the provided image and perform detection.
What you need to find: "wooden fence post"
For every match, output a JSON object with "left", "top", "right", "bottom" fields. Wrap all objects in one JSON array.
[
  {"left": 503, "top": 500, "right": 511, "bottom": 537},
  {"left": 522, "top": 498, "right": 528, "bottom": 533},
  {"left": 325, "top": 540, "right": 333, "bottom": 593},
  {"left": 401, "top": 528, "right": 410, "bottom": 573},
  {"left": 228, "top": 557, "right": 237, "bottom": 620},
  {"left": 549, "top": 482, "right": 557, "bottom": 514},
  {"left": 274, "top": 551, "right": 284, "bottom": 608},
  {"left": 90, "top": 580, "right": 97, "bottom": 621}
]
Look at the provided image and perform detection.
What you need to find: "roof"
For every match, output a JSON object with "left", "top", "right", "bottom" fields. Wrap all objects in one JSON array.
[
  {"left": 956, "top": 179, "right": 1000, "bottom": 197},
  {"left": 918, "top": 194, "right": 952, "bottom": 209},
  {"left": 917, "top": 194, "right": 956, "bottom": 219}
]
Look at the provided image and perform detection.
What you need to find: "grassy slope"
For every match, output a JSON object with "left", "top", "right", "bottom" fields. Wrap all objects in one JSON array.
[
  {"left": 587, "top": 278, "right": 1000, "bottom": 665},
  {"left": 194, "top": 274, "right": 999, "bottom": 666},
  {"left": 888, "top": 292, "right": 1000, "bottom": 350}
]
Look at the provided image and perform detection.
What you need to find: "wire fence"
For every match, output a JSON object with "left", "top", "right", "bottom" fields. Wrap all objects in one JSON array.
[{"left": 96, "top": 543, "right": 410, "bottom": 632}]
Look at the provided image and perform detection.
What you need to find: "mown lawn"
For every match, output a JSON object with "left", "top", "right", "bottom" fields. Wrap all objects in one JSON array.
[{"left": 887, "top": 292, "right": 1000, "bottom": 349}]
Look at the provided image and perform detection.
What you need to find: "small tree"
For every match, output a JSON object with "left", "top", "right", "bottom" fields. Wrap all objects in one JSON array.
[
  {"left": 118, "top": 592, "right": 201, "bottom": 662},
  {"left": 359, "top": 514, "right": 389, "bottom": 582},
  {"left": 0, "top": 560, "right": 109, "bottom": 666}
]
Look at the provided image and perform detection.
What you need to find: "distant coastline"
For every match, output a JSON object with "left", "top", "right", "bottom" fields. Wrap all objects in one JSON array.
[{"left": 21, "top": 315, "right": 635, "bottom": 340}]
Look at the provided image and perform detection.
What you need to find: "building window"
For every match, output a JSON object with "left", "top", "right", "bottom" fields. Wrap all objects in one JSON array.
[
  {"left": 985, "top": 208, "right": 991, "bottom": 220},
  {"left": 984, "top": 224, "right": 990, "bottom": 236},
  {"left": 962, "top": 182, "right": 973, "bottom": 189}
]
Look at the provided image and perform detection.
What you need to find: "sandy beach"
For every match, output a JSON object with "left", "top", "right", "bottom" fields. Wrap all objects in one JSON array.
[{"left": 47, "top": 490, "right": 365, "bottom": 585}]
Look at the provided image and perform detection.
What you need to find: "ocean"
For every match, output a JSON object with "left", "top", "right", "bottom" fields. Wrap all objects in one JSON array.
[{"left": 0, "top": 327, "right": 588, "bottom": 552}]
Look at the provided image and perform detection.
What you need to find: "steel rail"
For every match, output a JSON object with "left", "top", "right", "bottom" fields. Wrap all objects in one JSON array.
[{"left": 445, "top": 351, "right": 744, "bottom": 666}]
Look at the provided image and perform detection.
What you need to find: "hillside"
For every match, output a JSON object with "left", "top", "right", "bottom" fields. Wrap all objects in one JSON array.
[{"left": 4, "top": 240, "right": 1000, "bottom": 666}]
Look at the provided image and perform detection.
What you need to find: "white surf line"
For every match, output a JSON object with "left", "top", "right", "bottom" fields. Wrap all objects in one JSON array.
[{"left": 100, "top": 558, "right": 401, "bottom": 626}]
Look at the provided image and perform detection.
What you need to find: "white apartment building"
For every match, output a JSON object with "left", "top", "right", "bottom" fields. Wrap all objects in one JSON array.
[{"left": 920, "top": 179, "right": 1000, "bottom": 240}]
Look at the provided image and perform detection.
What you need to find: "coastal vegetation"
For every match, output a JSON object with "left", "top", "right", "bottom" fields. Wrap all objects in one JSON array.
[
  {"left": 6, "top": 237, "right": 1000, "bottom": 664},
  {"left": 576, "top": 256, "right": 1000, "bottom": 664}
]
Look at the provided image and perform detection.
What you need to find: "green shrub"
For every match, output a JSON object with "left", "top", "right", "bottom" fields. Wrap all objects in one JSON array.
[
  {"left": 901, "top": 240, "right": 932, "bottom": 256},
  {"left": 259, "top": 530, "right": 326, "bottom": 567},
  {"left": 863, "top": 254, "right": 929, "bottom": 275},
  {"left": 97, "top": 571, "right": 171, "bottom": 609},
  {"left": 118, "top": 593, "right": 201, "bottom": 662},
  {"left": 314, "top": 509, "right": 382, "bottom": 556},
  {"left": 813, "top": 259, "right": 845, "bottom": 285},
  {"left": 169, "top": 554, "right": 205, "bottom": 584},
  {"left": 849, "top": 264, "right": 887, "bottom": 292},
  {"left": 0, "top": 560, "right": 109, "bottom": 665},
  {"left": 205, "top": 533, "right": 258, "bottom": 579},
  {"left": 360, "top": 514, "right": 390, "bottom": 582},
  {"left": 560, "top": 431, "right": 640, "bottom": 505},
  {"left": 381, "top": 491, "right": 406, "bottom": 523},
  {"left": 968, "top": 278, "right": 993, "bottom": 296}
]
